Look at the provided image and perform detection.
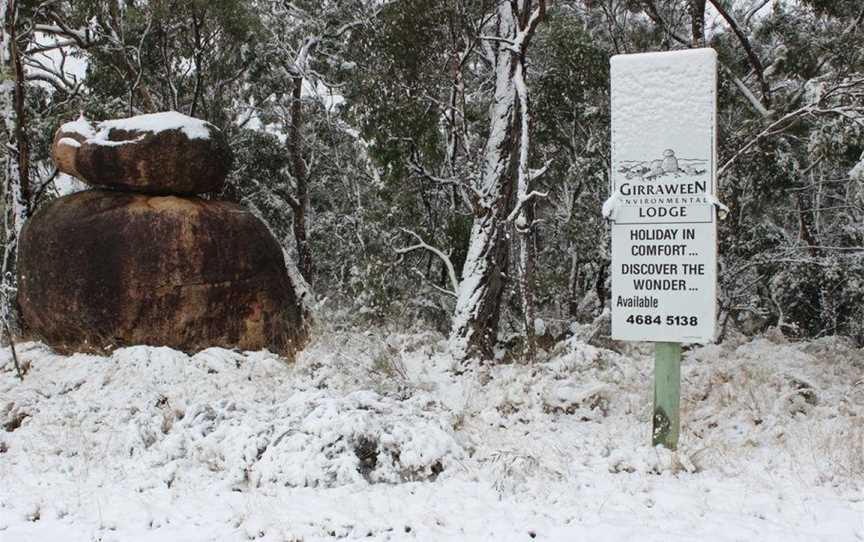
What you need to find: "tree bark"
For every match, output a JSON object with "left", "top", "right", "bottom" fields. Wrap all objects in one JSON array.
[
  {"left": 568, "top": 250, "right": 581, "bottom": 318},
  {"left": 1, "top": 0, "right": 31, "bottom": 335},
  {"left": 450, "top": 197, "right": 514, "bottom": 361},
  {"left": 6, "top": 0, "right": 29, "bottom": 216},
  {"left": 289, "top": 75, "right": 314, "bottom": 284},
  {"left": 449, "top": 4, "right": 520, "bottom": 363},
  {"left": 515, "top": 204, "right": 537, "bottom": 361},
  {"left": 708, "top": 0, "right": 771, "bottom": 106},
  {"left": 449, "top": 1, "right": 546, "bottom": 364},
  {"left": 688, "top": 0, "right": 707, "bottom": 47},
  {"left": 512, "top": 53, "right": 538, "bottom": 363}
]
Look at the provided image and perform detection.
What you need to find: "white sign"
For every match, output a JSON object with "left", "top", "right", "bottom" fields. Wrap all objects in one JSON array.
[{"left": 608, "top": 49, "right": 718, "bottom": 343}]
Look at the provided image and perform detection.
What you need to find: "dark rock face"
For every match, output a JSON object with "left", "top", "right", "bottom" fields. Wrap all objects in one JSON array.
[
  {"left": 18, "top": 190, "right": 306, "bottom": 359},
  {"left": 52, "top": 113, "right": 231, "bottom": 195}
]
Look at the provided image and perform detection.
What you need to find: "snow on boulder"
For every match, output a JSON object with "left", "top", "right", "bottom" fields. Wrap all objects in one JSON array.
[
  {"left": 17, "top": 190, "right": 307, "bottom": 359},
  {"left": 52, "top": 112, "right": 231, "bottom": 195},
  {"left": 51, "top": 117, "right": 94, "bottom": 180}
]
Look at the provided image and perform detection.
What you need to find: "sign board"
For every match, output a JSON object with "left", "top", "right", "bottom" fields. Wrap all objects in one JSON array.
[{"left": 608, "top": 49, "right": 718, "bottom": 343}]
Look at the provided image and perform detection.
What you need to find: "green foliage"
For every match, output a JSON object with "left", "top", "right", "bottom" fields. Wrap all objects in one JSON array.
[
  {"left": 343, "top": 0, "right": 452, "bottom": 179},
  {"left": 530, "top": 9, "right": 611, "bottom": 319},
  {"left": 10, "top": 0, "right": 864, "bottom": 345},
  {"left": 72, "top": 0, "right": 261, "bottom": 125}
]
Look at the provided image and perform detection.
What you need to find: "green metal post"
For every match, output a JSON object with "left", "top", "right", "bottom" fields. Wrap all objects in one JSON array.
[{"left": 653, "top": 342, "right": 681, "bottom": 450}]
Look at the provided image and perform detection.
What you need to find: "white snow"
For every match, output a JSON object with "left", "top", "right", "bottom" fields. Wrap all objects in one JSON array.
[
  {"left": 602, "top": 185, "right": 623, "bottom": 219},
  {"left": 56, "top": 137, "right": 81, "bottom": 148},
  {"left": 610, "top": 48, "right": 717, "bottom": 168},
  {"left": 60, "top": 112, "right": 214, "bottom": 148},
  {"left": 1, "top": 323, "right": 862, "bottom": 541},
  {"left": 59, "top": 116, "right": 96, "bottom": 139},
  {"left": 97, "top": 111, "right": 214, "bottom": 140},
  {"left": 850, "top": 158, "right": 864, "bottom": 182},
  {"left": 52, "top": 173, "right": 88, "bottom": 197},
  {"left": 705, "top": 193, "right": 730, "bottom": 219}
]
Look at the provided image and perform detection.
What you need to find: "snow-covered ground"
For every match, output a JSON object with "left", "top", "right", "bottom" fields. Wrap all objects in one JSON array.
[{"left": 1, "top": 320, "right": 862, "bottom": 541}]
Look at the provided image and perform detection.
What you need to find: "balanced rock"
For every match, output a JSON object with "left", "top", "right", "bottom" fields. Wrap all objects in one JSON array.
[
  {"left": 52, "top": 112, "right": 231, "bottom": 195},
  {"left": 18, "top": 190, "right": 307, "bottom": 359},
  {"left": 661, "top": 149, "right": 679, "bottom": 173}
]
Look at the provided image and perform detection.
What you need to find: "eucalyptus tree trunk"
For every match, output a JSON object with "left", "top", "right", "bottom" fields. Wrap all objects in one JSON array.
[
  {"left": 1, "top": 0, "right": 31, "bottom": 322},
  {"left": 289, "top": 74, "right": 313, "bottom": 285},
  {"left": 514, "top": 203, "right": 537, "bottom": 361},
  {"left": 449, "top": 1, "right": 545, "bottom": 364},
  {"left": 2, "top": 0, "right": 29, "bottom": 221},
  {"left": 449, "top": 4, "right": 520, "bottom": 363}
]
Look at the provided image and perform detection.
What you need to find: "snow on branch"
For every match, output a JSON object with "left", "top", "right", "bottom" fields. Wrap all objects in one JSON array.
[
  {"left": 25, "top": 37, "right": 79, "bottom": 55},
  {"left": 718, "top": 106, "right": 811, "bottom": 177},
  {"left": 23, "top": 53, "right": 82, "bottom": 94},
  {"left": 529, "top": 159, "right": 552, "bottom": 180},
  {"left": 478, "top": 35, "right": 518, "bottom": 51},
  {"left": 408, "top": 268, "right": 458, "bottom": 298},
  {"left": 719, "top": 99, "right": 864, "bottom": 178},
  {"left": 395, "top": 229, "right": 459, "bottom": 296},
  {"left": 709, "top": 0, "right": 771, "bottom": 107},
  {"left": 725, "top": 66, "right": 772, "bottom": 118},
  {"left": 514, "top": 1, "right": 546, "bottom": 52},
  {"left": 507, "top": 190, "right": 548, "bottom": 223},
  {"left": 481, "top": 1, "right": 546, "bottom": 54},
  {"left": 408, "top": 155, "right": 483, "bottom": 213},
  {"left": 327, "top": 20, "right": 366, "bottom": 39},
  {"left": 507, "top": 59, "right": 549, "bottom": 226},
  {"left": 34, "top": 19, "right": 100, "bottom": 50}
]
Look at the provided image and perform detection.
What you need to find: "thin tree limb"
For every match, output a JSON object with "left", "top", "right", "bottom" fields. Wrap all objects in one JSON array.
[
  {"left": 708, "top": 0, "right": 771, "bottom": 106},
  {"left": 4, "top": 320, "right": 22, "bottom": 381},
  {"left": 395, "top": 228, "right": 459, "bottom": 294}
]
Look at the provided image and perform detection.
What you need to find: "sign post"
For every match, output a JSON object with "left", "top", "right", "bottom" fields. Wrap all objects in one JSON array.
[
  {"left": 653, "top": 342, "right": 681, "bottom": 448},
  {"left": 607, "top": 49, "right": 718, "bottom": 450}
]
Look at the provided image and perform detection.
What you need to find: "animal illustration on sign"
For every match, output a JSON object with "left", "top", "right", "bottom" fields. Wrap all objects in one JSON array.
[{"left": 617, "top": 149, "right": 707, "bottom": 181}]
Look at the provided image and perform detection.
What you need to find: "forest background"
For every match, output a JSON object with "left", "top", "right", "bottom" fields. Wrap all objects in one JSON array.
[{"left": 2, "top": 0, "right": 863, "bottom": 361}]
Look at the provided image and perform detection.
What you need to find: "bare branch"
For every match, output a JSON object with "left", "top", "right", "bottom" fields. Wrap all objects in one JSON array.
[
  {"left": 395, "top": 228, "right": 459, "bottom": 294},
  {"left": 725, "top": 65, "right": 772, "bottom": 118},
  {"left": 408, "top": 155, "right": 481, "bottom": 213},
  {"left": 708, "top": 0, "right": 771, "bottom": 106},
  {"left": 408, "top": 268, "right": 457, "bottom": 298},
  {"left": 718, "top": 106, "right": 811, "bottom": 177}
]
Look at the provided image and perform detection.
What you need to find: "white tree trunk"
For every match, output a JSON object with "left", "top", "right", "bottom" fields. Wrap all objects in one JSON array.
[
  {"left": 449, "top": 0, "right": 546, "bottom": 364},
  {"left": 512, "top": 59, "right": 537, "bottom": 362},
  {"left": 0, "top": 0, "right": 30, "bottom": 330},
  {"left": 449, "top": 4, "right": 520, "bottom": 362}
]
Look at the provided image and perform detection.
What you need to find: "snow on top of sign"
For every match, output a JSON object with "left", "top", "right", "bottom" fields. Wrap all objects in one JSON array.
[
  {"left": 610, "top": 48, "right": 717, "bottom": 165},
  {"left": 98, "top": 111, "right": 213, "bottom": 140},
  {"left": 610, "top": 47, "right": 716, "bottom": 68}
]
